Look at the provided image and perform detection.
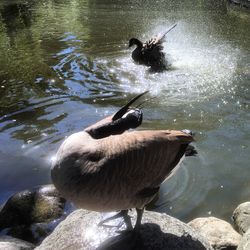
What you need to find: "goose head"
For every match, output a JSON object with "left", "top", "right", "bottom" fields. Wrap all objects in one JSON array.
[
  {"left": 128, "top": 38, "right": 143, "bottom": 48},
  {"left": 85, "top": 92, "right": 148, "bottom": 139}
]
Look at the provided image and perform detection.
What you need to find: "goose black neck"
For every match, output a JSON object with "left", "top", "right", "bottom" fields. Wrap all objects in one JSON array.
[
  {"left": 86, "top": 108, "right": 143, "bottom": 139},
  {"left": 85, "top": 121, "right": 127, "bottom": 139},
  {"left": 134, "top": 39, "right": 143, "bottom": 48},
  {"left": 129, "top": 38, "right": 143, "bottom": 48}
]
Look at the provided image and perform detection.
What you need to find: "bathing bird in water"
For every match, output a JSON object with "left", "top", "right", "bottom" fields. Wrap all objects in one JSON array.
[
  {"left": 51, "top": 91, "right": 195, "bottom": 231},
  {"left": 128, "top": 24, "right": 177, "bottom": 72}
]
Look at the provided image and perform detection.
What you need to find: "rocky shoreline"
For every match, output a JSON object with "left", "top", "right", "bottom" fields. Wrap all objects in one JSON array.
[{"left": 0, "top": 185, "right": 250, "bottom": 249}]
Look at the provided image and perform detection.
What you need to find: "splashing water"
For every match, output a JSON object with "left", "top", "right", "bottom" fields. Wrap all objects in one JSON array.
[{"left": 97, "top": 23, "right": 241, "bottom": 105}]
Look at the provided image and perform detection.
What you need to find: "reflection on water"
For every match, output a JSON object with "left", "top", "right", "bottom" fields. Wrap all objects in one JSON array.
[{"left": 0, "top": 0, "right": 249, "bottom": 222}]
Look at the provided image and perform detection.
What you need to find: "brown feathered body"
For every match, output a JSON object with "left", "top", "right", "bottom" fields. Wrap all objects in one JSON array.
[{"left": 51, "top": 129, "right": 193, "bottom": 212}]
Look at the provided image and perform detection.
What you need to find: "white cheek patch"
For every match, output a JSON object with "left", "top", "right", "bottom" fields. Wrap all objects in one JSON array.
[{"left": 122, "top": 110, "right": 135, "bottom": 118}]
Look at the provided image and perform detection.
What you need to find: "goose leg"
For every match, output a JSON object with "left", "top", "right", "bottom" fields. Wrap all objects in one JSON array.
[
  {"left": 134, "top": 207, "right": 144, "bottom": 231},
  {"left": 122, "top": 210, "right": 133, "bottom": 230},
  {"left": 98, "top": 210, "right": 133, "bottom": 230}
]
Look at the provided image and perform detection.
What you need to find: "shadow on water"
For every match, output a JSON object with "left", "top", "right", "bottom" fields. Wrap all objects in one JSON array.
[
  {"left": 97, "top": 223, "right": 207, "bottom": 250},
  {"left": 0, "top": 151, "right": 50, "bottom": 205},
  {"left": 0, "top": 2, "right": 33, "bottom": 37}
]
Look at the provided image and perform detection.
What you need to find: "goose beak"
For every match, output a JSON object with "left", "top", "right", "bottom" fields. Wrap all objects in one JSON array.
[{"left": 112, "top": 91, "right": 149, "bottom": 121}]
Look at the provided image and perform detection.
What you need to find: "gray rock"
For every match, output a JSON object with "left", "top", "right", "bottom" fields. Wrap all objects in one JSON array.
[
  {"left": 232, "top": 202, "right": 250, "bottom": 235},
  {"left": 0, "top": 184, "right": 65, "bottom": 229},
  {"left": 0, "top": 184, "right": 66, "bottom": 243},
  {"left": 188, "top": 216, "right": 241, "bottom": 250},
  {"left": 237, "top": 228, "right": 250, "bottom": 250},
  {"left": 0, "top": 235, "right": 35, "bottom": 250},
  {"left": 36, "top": 209, "right": 212, "bottom": 250}
]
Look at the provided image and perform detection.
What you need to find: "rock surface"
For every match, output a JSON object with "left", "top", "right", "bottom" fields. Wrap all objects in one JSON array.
[
  {"left": 188, "top": 216, "right": 241, "bottom": 250},
  {"left": 0, "top": 235, "right": 35, "bottom": 250},
  {"left": 36, "top": 209, "right": 212, "bottom": 250},
  {"left": 237, "top": 228, "right": 250, "bottom": 250},
  {"left": 0, "top": 185, "right": 65, "bottom": 229},
  {"left": 232, "top": 202, "right": 250, "bottom": 235},
  {"left": 0, "top": 185, "right": 66, "bottom": 243}
]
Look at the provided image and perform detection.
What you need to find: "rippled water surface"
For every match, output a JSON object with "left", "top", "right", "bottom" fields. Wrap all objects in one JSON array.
[{"left": 0, "top": 0, "right": 249, "bottom": 222}]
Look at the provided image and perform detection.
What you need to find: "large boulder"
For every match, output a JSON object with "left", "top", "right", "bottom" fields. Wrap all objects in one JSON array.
[
  {"left": 0, "top": 235, "right": 35, "bottom": 250},
  {"left": 188, "top": 217, "right": 241, "bottom": 250},
  {"left": 0, "top": 185, "right": 66, "bottom": 243},
  {"left": 237, "top": 228, "right": 250, "bottom": 250},
  {"left": 0, "top": 184, "right": 65, "bottom": 228},
  {"left": 232, "top": 202, "right": 250, "bottom": 235},
  {"left": 36, "top": 209, "right": 212, "bottom": 250}
]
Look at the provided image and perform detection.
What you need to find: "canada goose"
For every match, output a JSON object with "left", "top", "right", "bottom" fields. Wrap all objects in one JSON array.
[
  {"left": 128, "top": 24, "right": 177, "bottom": 72},
  {"left": 51, "top": 91, "right": 195, "bottom": 230}
]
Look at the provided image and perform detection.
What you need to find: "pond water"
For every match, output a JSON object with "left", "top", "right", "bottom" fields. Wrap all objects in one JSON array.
[{"left": 0, "top": 0, "right": 249, "bottom": 222}]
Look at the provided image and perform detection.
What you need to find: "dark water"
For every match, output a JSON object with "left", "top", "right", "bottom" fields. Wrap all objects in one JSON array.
[{"left": 0, "top": 0, "right": 249, "bottom": 222}]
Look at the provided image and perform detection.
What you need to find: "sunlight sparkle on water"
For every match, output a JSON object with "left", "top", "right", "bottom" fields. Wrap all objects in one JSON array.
[
  {"left": 103, "top": 23, "right": 242, "bottom": 105},
  {"left": 50, "top": 155, "right": 57, "bottom": 165}
]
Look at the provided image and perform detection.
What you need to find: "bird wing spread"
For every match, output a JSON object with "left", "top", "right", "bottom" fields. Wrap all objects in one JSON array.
[{"left": 143, "top": 36, "right": 164, "bottom": 53}]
